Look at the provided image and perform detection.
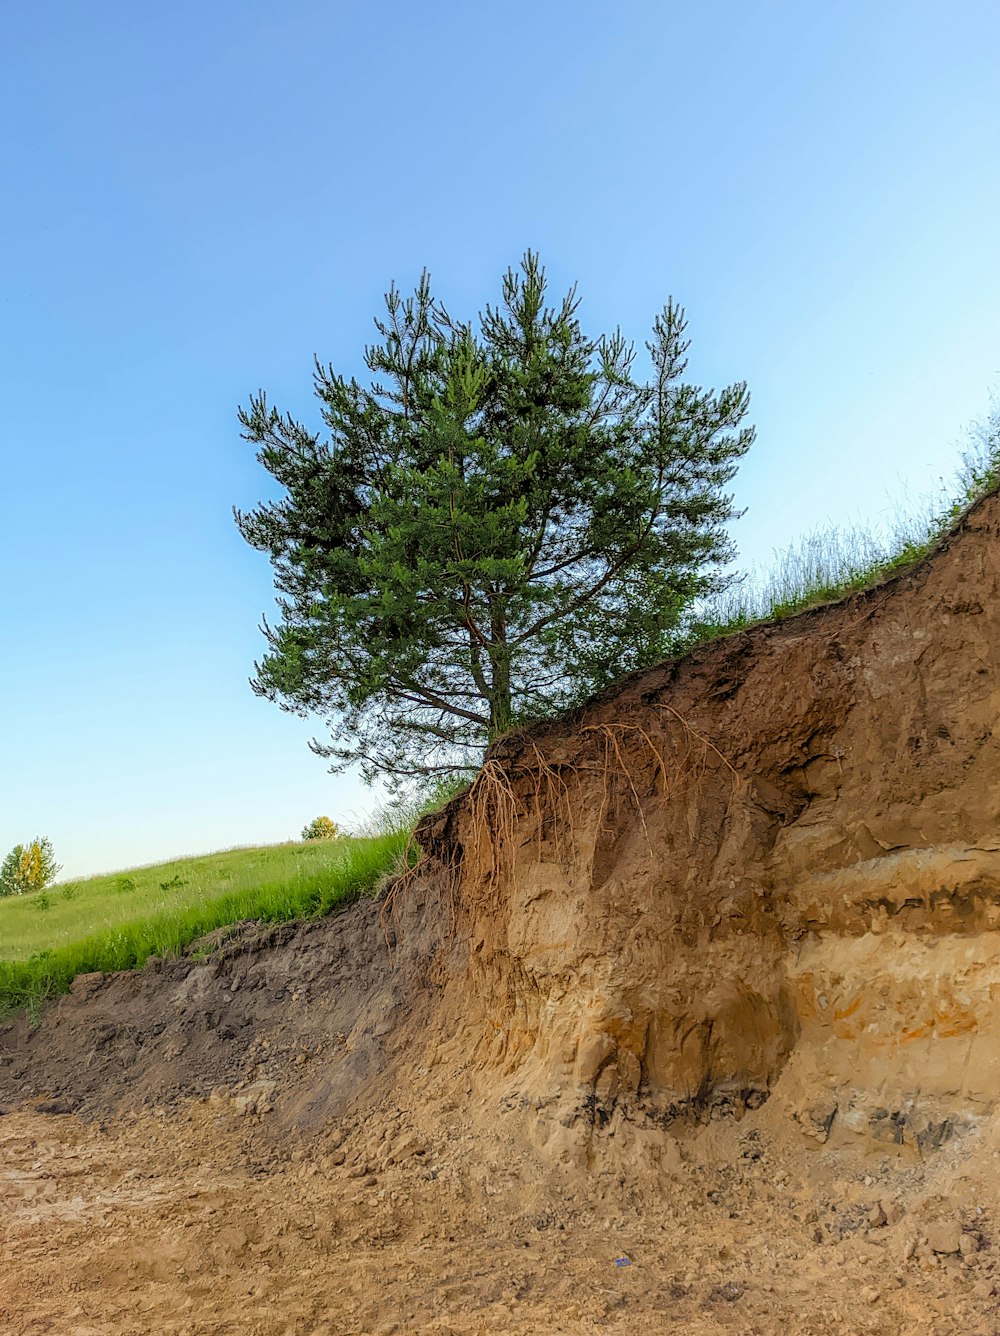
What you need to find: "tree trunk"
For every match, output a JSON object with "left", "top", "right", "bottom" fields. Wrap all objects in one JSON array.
[{"left": 488, "top": 612, "right": 513, "bottom": 740}]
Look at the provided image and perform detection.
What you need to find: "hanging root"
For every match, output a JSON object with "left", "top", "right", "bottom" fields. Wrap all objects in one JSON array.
[
  {"left": 580, "top": 722, "right": 665, "bottom": 849},
  {"left": 652, "top": 702, "right": 742, "bottom": 785},
  {"left": 580, "top": 706, "right": 740, "bottom": 851},
  {"left": 523, "top": 740, "right": 578, "bottom": 863},
  {"left": 466, "top": 758, "right": 524, "bottom": 895},
  {"left": 375, "top": 758, "right": 525, "bottom": 957},
  {"left": 380, "top": 703, "right": 740, "bottom": 948}
]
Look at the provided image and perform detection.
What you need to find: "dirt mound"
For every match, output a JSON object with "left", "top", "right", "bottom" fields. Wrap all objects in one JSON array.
[
  {"left": 0, "top": 893, "right": 446, "bottom": 1132},
  {"left": 4, "top": 491, "right": 1000, "bottom": 1332}
]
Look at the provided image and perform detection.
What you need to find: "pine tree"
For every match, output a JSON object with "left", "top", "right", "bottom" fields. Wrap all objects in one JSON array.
[{"left": 236, "top": 253, "right": 755, "bottom": 782}]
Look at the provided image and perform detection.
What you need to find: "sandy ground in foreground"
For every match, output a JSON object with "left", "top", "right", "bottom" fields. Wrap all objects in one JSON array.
[{"left": 3, "top": 1101, "right": 1000, "bottom": 1336}]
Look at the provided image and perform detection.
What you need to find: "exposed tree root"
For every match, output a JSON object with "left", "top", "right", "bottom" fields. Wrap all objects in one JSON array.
[{"left": 381, "top": 705, "right": 740, "bottom": 936}]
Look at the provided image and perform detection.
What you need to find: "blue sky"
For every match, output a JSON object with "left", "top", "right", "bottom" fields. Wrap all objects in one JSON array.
[{"left": 2, "top": 0, "right": 998, "bottom": 879}]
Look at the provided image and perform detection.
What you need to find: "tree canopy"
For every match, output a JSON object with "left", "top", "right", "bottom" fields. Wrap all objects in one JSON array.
[{"left": 236, "top": 253, "right": 755, "bottom": 782}]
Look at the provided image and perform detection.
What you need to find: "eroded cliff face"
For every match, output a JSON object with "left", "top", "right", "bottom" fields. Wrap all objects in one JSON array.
[{"left": 411, "top": 489, "right": 1000, "bottom": 1159}]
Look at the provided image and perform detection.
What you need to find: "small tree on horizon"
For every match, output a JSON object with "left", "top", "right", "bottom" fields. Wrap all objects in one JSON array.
[
  {"left": 0, "top": 837, "right": 62, "bottom": 896},
  {"left": 236, "top": 252, "right": 755, "bottom": 783},
  {"left": 301, "top": 816, "right": 339, "bottom": 841}
]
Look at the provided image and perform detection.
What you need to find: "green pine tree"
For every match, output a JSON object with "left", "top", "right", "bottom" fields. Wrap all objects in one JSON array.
[{"left": 236, "top": 253, "right": 755, "bottom": 783}]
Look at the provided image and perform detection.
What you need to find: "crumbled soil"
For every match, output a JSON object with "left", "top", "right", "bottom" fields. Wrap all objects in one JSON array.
[
  {"left": 3, "top": 1094, "right": 1000, "bottom": 1334},
  {"left": 0, "top": 906, "right": 413, "bottom": 1128}
]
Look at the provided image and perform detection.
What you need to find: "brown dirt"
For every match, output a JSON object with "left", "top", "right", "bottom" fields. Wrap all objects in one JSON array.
[
  {"left": 4, "top": 1098, "right": 1000, "bottom": 1334},
  {"left": 4, "top": 492, "right": 1000, "bottom": 1332}
]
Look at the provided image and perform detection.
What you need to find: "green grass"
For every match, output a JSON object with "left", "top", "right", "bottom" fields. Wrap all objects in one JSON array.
[
  {"left": 686, "top": 520, "right": 932, "bottom": 642},
  {"left": 0, "top": 832, "right": 408, "bottom": 1017},
  {"left": 684, "top": 400, "right": 1000, "bottom": 648}
]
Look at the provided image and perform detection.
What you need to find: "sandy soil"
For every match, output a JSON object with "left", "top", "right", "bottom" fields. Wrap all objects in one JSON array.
[{"left": 3, "top": 1093, "right": 1000, "bottom": 1336}]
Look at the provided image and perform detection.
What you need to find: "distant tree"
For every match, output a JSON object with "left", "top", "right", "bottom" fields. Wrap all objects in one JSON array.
[
  {"left": 301, "top": 816, "right": 339, "bottom": 841},
  {"left": 0, "top": 837, "right": 62, "bottom": 896},
  {"left": 237, "top": 252, "right": 755, "bottom": 783},
  {"left": 0, "top": 846, "right": 25, "bottom": 896}
]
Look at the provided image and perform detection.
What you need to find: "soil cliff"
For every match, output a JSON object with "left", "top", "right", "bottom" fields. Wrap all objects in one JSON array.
[
  {"left": 377, "top": 485, "right": 1000, "bottom": 1176},
  {"left": 3, "top": 490, "right": 1000, "bottom": 1334}
]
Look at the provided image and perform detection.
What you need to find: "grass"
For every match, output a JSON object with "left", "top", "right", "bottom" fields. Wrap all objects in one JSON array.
[
  {"left": 688, "top": 519, "right": 931, "bottom": 639},
  {"left": 0, "top": 831, "right": 408, "bottom": 1017},
  {"left": 684, "top": 399, "right": 1000, "bottom": 648}
]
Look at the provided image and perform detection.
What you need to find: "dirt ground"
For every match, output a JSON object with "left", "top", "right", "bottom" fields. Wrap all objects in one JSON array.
[{"left": 3, "top": 1089, "right": 1000, "bottom": 1336}]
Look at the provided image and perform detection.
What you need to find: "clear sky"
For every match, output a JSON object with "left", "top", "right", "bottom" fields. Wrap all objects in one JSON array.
[{"left": 2, "top": 0, "right": 998, "bottom": 879}]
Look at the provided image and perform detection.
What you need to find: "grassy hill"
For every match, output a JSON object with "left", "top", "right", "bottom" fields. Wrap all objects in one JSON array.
[{"left": 0, "top": 832, "right": 406, "bottom": 1016}]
